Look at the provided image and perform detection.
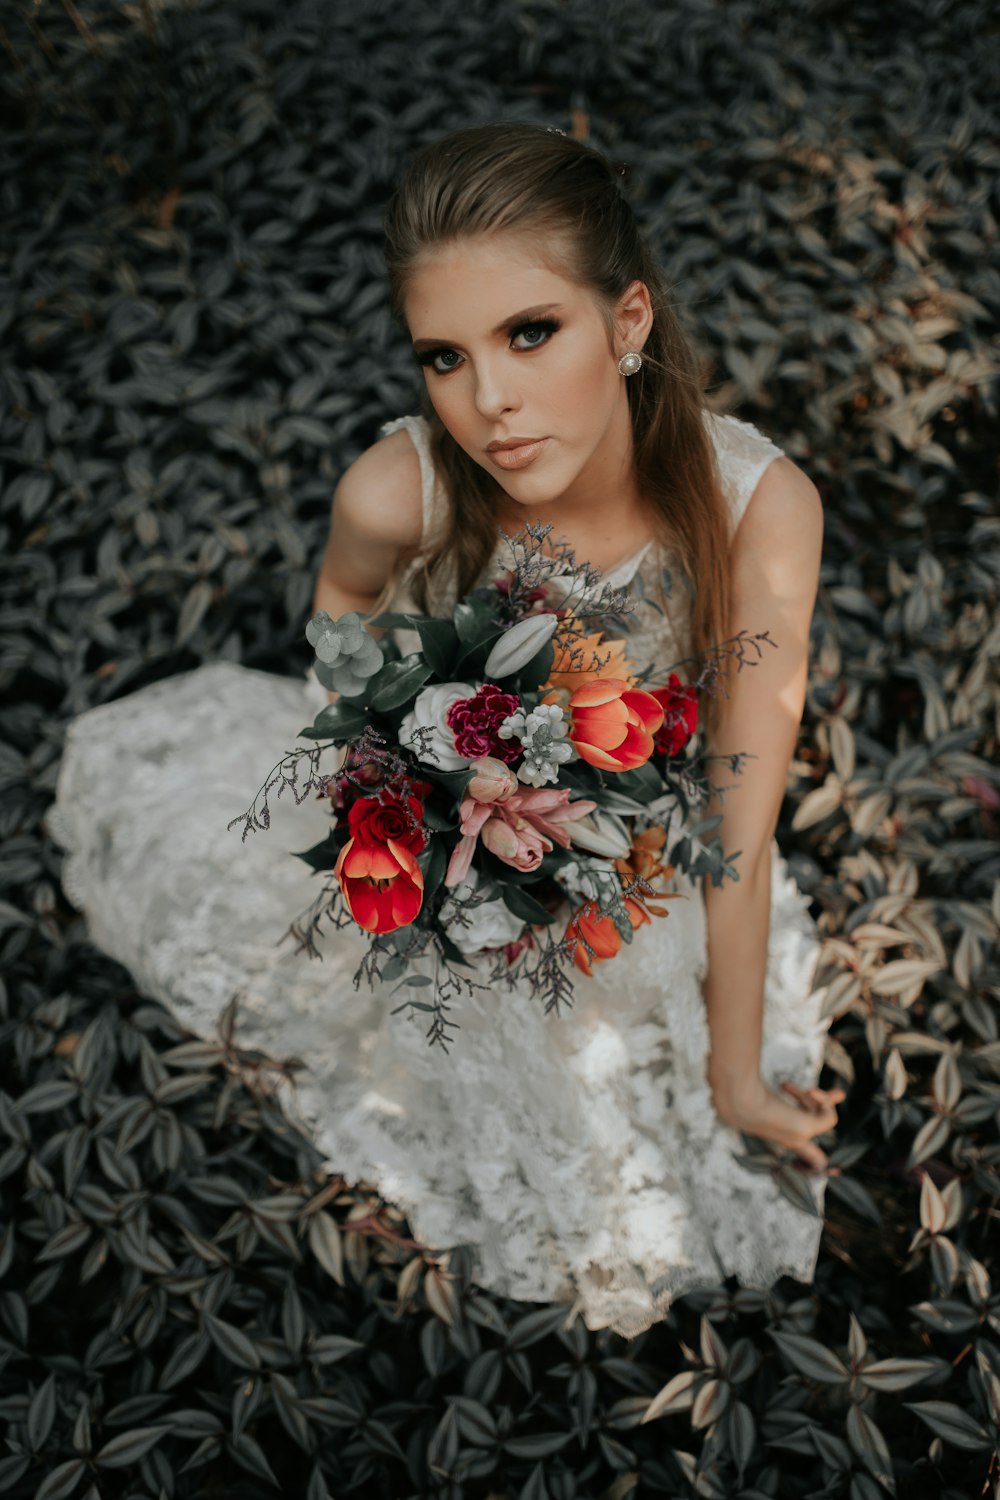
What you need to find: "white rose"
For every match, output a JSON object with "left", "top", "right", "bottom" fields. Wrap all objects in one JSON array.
[
  {"left": 439, "top": 868, "right": 526, "bottom": 954},
  {"left": 398, "top": 681, "right": 477, "bottom": 770}
]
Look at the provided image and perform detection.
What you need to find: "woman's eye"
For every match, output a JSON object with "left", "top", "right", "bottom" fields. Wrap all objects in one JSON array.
[
  {"left": 417, "top": 319, "right": 559, "bottom": 376},
  {"left": 511, "top": 320, "right": 558, "bottom": 350}
]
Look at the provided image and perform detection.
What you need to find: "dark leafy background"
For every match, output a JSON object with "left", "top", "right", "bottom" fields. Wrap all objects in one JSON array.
[{"left": 0, "top": 1, "right": 998, "bottom": 1496}]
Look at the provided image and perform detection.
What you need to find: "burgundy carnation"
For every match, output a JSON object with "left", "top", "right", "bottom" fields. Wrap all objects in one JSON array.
[
  {"left": 649, "top": 674, "right": 699, "bottom": 757},
  {"left": 347, "top": 792, "right": 426, "bottom": 854},
  {"left": 445, "top": 684, "right": 522, "bottom": 764}
]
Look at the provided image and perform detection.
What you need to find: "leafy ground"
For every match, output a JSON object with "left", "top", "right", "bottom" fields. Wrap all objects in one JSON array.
[{"left": 0, "top": 1, "right": 998, "bottom": 1496}]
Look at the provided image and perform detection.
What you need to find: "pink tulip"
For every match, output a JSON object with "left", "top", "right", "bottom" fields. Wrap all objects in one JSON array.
[
  {"left": 505, "top": 787, "right": 598, "bottom": 848},
  {"left": 481, "top": 814, "right": 549, "bottom": 872},
  {"left": 466, "top": 756, "right": 519, "bottom": 804},
  {"left": 444, "top": 785, "right": 598, "bottom": 888}
]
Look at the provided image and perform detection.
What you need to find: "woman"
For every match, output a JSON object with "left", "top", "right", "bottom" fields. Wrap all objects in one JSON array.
[{"left": 47, "top": 121, "right": 843, "bottom": 1338}]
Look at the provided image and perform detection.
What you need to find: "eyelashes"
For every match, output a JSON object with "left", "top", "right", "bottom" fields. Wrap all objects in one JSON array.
[{"left": 414, "top": 319, "right": 561, "bottom": 377}]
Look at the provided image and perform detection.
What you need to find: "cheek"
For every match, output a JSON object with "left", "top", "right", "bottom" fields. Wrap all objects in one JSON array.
[
  {"left": 424, "top": 380, "right": 452, "bottom": 419},
  {"left": 427, "top": 382, "right": 475, "bottom": 446},
  {"left": 542, "top": 337, "right": 615, "bottom": 426}
]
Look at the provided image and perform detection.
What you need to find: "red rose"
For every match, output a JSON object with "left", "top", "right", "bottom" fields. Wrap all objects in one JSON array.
[
  {"left": 649, "top": 674, "right": 699, "bottom": 757},
  {"left": 445, "top": 683, "right": 522, "bottom": 764},
  {"left": 347, "top": 792, "right": 426, "bottom": 854}
]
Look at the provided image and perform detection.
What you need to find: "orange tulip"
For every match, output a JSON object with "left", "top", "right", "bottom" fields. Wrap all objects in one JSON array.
[
  {"left": 564, "top": 896, "right": 650, "bottom": 975},
  {"left": 551, "top": 677, "right": 664, "bottom": 773},
  {"left": 334, "top": 835, "right": 424, "bottom": 934}
]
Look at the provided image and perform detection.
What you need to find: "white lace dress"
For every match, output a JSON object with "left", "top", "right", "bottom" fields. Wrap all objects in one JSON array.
[{"left": 45, "top": 409, "right": 831, "bottom": 1340}]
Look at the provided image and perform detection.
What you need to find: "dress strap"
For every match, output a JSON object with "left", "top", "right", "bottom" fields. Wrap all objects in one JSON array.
[
  {"left": 378, "top": 414, "right": 441, "bottom": 545},
  {"left": 703, "top": 410, "right": 785, "bottom": 536}
]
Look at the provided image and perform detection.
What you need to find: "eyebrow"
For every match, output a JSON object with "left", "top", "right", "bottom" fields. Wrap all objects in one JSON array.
[{"left": 410, "top": 303, "right": 564, "bottom": 354}]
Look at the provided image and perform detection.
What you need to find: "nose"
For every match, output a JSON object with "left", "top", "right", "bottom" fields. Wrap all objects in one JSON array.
[{"left": 472, "top": 355, "right": 519, "bottom": 421}]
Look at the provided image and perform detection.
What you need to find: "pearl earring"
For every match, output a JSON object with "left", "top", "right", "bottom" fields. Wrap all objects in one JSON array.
[{"left": 618, "top": 351, "right": 643, "bottom": 376}]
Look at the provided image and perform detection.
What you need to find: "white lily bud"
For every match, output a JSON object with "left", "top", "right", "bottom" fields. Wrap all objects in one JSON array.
[
  {"left": 567, "top": 809, "right": 632, "bottom": 859},
  {"left": 483, "top": 613, "right": 559, "bottom": 679}
]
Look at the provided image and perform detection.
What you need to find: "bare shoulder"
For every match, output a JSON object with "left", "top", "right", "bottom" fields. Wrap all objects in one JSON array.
[
  {"left": 737, "top": 456, "right": 823, "bottom": 588},
  {"left": 318, "top": 427, "right": 426, "bottom": 595},
  {"left": 335, "top": 427, "right": 425, "bottom": 550}
]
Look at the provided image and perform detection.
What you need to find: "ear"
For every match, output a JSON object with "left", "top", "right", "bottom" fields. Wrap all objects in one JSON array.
[{"left": 614, "top": 279, "right": 654, "bottom": 355}]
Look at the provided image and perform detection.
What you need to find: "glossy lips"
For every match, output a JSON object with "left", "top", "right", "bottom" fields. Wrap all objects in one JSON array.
[{"left": 488, "top": 437, "right": 548, "bottom": 469}]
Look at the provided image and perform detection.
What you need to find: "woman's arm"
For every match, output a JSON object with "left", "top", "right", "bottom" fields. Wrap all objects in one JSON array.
[
  {"left": 310, "top": 428, "right": 426, "bottom": 701},
  {"left": 699, "top": 458, "right": 843, "bottom": 1168}
]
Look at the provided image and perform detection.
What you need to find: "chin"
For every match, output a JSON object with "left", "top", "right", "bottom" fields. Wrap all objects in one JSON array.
[
  {"left": 501, "top": 490, "right": 561, "bottom": 512},
  {"left": 499, "top": 462, "right": 571, "bottom": 500}
]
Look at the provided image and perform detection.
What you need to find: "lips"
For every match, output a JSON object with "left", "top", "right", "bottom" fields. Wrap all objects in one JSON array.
[
  {"left": 486, "top": 435, "right": 545, "bottom": 451},
  {"left": 487, "top": 437, "right": 549, "bottom": 470}
]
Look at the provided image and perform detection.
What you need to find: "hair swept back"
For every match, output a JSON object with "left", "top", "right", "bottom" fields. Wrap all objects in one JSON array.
[{"left": 374, "top": 120, "right": 735, "bottom": 736}]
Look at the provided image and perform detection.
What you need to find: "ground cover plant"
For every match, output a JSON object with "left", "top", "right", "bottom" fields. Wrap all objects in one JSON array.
[{"left": 0, "top": 0, "right": 997, "bottom": 1496}]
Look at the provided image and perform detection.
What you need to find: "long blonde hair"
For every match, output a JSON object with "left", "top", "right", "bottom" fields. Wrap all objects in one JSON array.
[{"left": 375, "top": 122, "right": 734, "bottom": 735}]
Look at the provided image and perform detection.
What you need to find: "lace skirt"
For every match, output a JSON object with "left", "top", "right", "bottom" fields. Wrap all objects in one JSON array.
[{"left": 45, "top": 660, "right": 830, "bottom": 1339}]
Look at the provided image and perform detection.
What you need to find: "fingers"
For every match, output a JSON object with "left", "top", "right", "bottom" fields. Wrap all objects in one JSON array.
[
  {"left": 816, "top": 1087, "right": 847, "bottom": 1108},
  {"left": 774, "top": 1093, "right": 837, "bottom": 1139},
  {"left": 780, "top": 1081, "right": 846, "bottom": 1116},
  {"left": 780, "top": 1080, "right": 820, "bottom": 1112},
  {"left": 771, "top": 1086, "right": 836, "bottom": 1172},
  {"left": 791, "top": 1140, "right": 828, "bottom": 1172},
  {"left": 739, "top": 1082, "right": 844, "bottom": 1174},
  {"left": 779, "top": 1081, "right": 846, "bottom": 1103}
]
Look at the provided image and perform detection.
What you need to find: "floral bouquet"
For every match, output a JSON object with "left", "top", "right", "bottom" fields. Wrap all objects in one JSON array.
[{"left": 230, "top": 524, "right": 770, "bottom": 1050}]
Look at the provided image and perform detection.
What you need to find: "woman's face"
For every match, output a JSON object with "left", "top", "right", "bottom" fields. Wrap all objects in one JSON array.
[{"left": 403, "top": 234, "right": 652, "bottom": 516}]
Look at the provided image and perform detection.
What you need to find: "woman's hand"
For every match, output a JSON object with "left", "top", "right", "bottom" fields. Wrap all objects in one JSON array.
[{"left": 711, "top": 1075, "right": 846, "bottom": 1172}]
